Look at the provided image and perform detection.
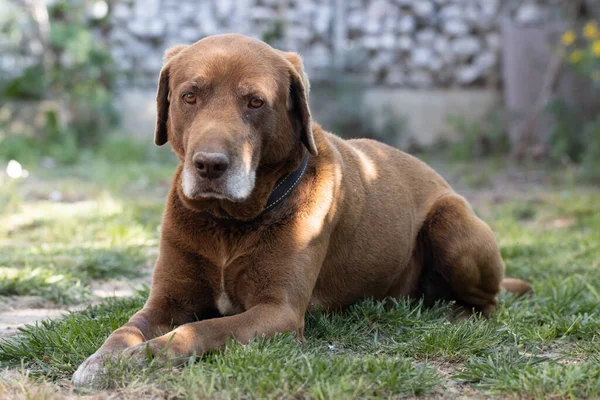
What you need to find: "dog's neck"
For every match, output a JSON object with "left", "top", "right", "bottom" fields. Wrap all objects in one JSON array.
[{"left": 177, "top": 148, "right": 309, "bottom": 221}]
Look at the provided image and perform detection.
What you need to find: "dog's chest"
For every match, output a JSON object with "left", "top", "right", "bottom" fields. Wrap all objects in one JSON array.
[
  {"left": 216, "top": 290, "right": 242, "bottom": 316},
  {"left": 214, "top": 255, "right": 244, "bottom": 316}
]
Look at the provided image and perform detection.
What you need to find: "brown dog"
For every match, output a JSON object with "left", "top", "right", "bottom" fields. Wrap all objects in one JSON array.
[{"left": 72, "top": 34, "right": 531, "bottom": 386}]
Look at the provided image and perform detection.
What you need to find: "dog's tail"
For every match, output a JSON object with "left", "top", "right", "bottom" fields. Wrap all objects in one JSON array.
[{"left": 501, "top": 278, "right": 533, "bottom": 297}]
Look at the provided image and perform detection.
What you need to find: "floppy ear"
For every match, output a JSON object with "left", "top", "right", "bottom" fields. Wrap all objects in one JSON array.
[
  {"left": 282, "top": 52, "right": 318, "bottom": 156},
  {"left": 154, "top": 45, "right": 188, "bottom": 147},
  {"left": 154, "top": 66, "right": 170, "bottom": 146}
]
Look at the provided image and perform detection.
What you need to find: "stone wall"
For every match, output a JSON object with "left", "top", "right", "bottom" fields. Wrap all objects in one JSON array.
[{"left": 107, "top": 0, "right": 564, "bottom": 88}]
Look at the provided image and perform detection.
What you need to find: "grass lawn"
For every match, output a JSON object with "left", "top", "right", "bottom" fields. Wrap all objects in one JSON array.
[{"left": 1, "top": 144, "right": 599, "bottom": 399}]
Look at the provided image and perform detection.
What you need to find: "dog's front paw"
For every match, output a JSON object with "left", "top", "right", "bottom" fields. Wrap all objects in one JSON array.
[
  {"left": 121, "top": 341, "right": 170, "bottom": 367},
  {"left": 72, "top": 351, "right": 112, "bottom": 388},
  {"left": 122, "top": 336, "right": 186, "bottom": 367}
]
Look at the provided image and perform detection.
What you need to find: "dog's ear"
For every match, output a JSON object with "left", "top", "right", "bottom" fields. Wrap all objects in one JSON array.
[
  {"left": 281, "top": 52, "right": 318, "bottom": 156},
  {"left": 154, "top": 66, "right": 170, "bottom": 146},
  {"left": 154, "top": 45, "right": 188, "bottom": 147},
  {"left": 163, "top": 44, "right": 188, "bottom": 63}
]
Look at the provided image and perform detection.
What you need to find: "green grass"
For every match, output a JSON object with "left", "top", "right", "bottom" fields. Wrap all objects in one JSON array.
[
  {"left": 0, "top": 293, "right": 148, "bottom": 380},
  {"left": 457, "top": 350, "right": 600, "bottom": 399},
  {"left": 0, "top": 197, "right": 158, "bottom": 303},
  {"left": 1, "top": 146, "right": 600, "bottom": 398},
  {"left": 0, "top": 138, "right": 174, "bottom": 303}
]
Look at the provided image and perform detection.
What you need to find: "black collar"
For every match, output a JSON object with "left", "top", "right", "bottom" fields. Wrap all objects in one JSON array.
[{"left": 206, "top": 152, "right": 311, "bottom": 221}]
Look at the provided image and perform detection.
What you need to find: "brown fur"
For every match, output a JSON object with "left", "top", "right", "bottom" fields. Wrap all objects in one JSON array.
[{"left": 72, "top": 34, "right": 532, "bottom": 386}]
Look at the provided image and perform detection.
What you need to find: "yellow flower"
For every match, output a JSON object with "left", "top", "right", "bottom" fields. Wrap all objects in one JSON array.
[
  {"left": 593, "top": 40, "right": 600, "bottom": 57},
  {"left": 583, "top": 21, "right": 598, "bottom": 39},
  {"left": 561, "top": 30, "right": 576, "bottom": 46},
  {"left": 568, "top": 50, "right": 583, "bottom": 64}
]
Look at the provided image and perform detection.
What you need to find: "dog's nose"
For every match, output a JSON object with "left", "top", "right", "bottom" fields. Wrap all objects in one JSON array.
[{"left": 193, "top": 152, "right": 230, "bottom": 180}]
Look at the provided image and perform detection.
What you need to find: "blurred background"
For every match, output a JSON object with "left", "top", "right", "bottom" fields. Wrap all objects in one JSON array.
[
  {"left": 1, "top": 0, "right": 600, "bottom": 172},
  {"left": 0, "top": 0, "right": 599, "bottom": 333}
]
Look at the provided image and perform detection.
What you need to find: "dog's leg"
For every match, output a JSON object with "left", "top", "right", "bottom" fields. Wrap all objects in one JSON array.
[
  {"left": 119, "top": 240, "right": 330, "bottom": 367},
  {"left": 119, "top": 252, "right": 326, "bottom": 364},
  {"left": 72, "top": 244, "right": 216, "bottom": 387},
  {"left": 122, "top": 302, "right": 304, "bottom": 364},
  {"left": 420, "top": 194, "right": 506, "bottom": 317},
  {"left": 71, "top": 306, "right": 173, "bottom": 387}
]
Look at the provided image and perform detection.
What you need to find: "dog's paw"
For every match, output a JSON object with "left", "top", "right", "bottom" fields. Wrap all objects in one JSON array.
[
  {"left": 72, "top": 352, "right": 111, "bottom": 388},
  {"left": 121, "top": 342, "right": 166, "bottom": 367},
  {"left": 122, "top": 338, "right": 187, "bottom": 368}
]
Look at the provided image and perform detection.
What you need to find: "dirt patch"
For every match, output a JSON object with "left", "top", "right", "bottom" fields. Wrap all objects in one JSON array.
[
  {"left": 419, "top": 361, "right": 485, "bottom": 400},
  {"left": 0, "top": 277, "right": 150, "bottom": 339}
]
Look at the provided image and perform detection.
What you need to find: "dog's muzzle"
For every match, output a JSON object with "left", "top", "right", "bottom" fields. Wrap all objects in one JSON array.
[{"left": 181, "top": 151, "right": 256, "bottom": 202}]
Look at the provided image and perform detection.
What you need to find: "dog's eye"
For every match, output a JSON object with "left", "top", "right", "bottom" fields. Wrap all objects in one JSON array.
[
  {"left": 182, "top": 92, "right": 196, "bottom": 104},
  {"left": 248, "top": 98, "right": 264, "bottom": 109}
]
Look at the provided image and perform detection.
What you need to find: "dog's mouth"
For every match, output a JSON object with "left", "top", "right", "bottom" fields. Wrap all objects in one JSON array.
[
  {"left": 194, "top": 189, "right": 231, "bottom": 201},
  {"left": 184, "top": 182, "right": 239, "bottom": 203},
  {"left": 180, "top": 165, "right": 256, "bottom": 204}
]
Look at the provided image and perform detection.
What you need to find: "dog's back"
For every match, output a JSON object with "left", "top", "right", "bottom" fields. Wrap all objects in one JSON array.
[{"left": 310, "top": 131, "right": 455, "bottom": 308}]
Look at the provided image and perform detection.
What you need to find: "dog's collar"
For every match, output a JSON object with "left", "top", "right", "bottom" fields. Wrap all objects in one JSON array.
[{"left": 205, "top": 152, "right": 311, "bottom": 221}]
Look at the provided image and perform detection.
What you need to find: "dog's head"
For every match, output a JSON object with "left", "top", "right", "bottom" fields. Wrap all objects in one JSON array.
[{"left": 154, "top": 34, "right": 317, "bottom": 205}]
